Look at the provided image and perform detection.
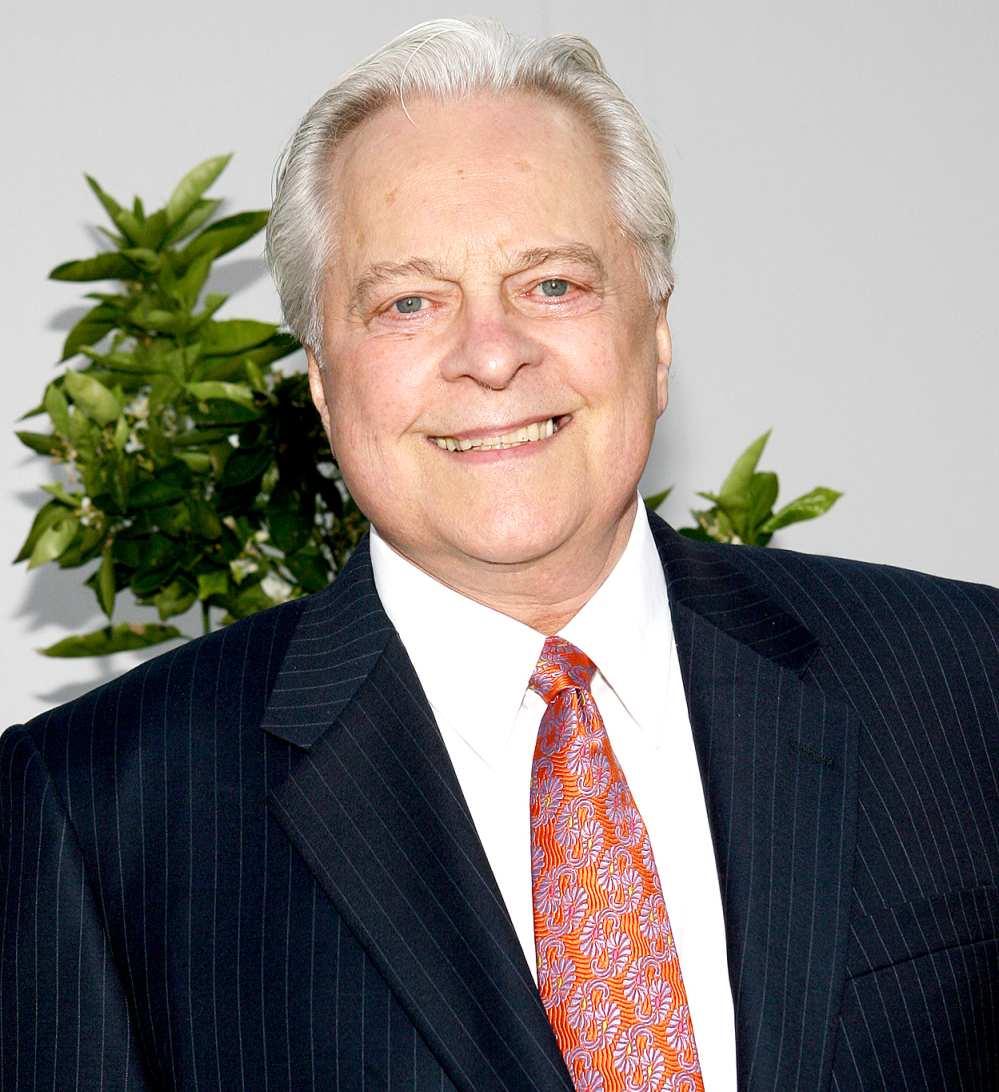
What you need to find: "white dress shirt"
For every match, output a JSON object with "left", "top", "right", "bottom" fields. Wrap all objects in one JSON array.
[{"left": 369, "top": 498, "right": 737, "bottom": 1091}]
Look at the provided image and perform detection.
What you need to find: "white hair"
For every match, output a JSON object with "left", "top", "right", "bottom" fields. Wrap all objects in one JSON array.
[{"left": 266, "top": 17, "right": 677, "bottom": 352}]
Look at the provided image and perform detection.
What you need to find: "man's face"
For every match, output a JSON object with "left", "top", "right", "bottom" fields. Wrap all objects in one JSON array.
[{"left": 308, "top": 90, "right": 671, "bottom": 583}]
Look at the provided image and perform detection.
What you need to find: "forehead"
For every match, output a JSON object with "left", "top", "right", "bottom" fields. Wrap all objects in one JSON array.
[
  {"left": 332, "top": 88, "right": 604, "bottom": 184},
  {"left": 326, "top": 90, "right": 623, "bottom": 272}
]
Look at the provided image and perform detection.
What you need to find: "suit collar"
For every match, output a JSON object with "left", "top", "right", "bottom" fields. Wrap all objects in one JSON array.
[{"left": 261, "top": 534, "right": 393, "bottom": 747}]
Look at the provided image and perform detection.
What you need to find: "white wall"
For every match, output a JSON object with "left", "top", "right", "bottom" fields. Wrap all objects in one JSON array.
[{"left": 4, "top": 0, "right": 996, "bottom": 723}]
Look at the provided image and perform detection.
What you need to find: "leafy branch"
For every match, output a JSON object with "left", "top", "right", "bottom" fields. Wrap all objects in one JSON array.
[
  {"left": 645, "top": 429, "right": 842, "bottom": 546},
  {"left": 16, "top": 155, "right": 366, "bottom": 657}
]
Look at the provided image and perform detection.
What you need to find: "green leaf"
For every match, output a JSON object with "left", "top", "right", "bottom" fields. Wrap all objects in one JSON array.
[
  {"left": 62, "top": 410, "right": 97, "bottom": 462},
  {"left": 190, "top": 400, "right": 261, "bottom": 426},
  {"left": 49, "top": 252, "right": 139, "bottom": 282},
  {"left": 643, "top": 487, "right": 672, "bottom": 513},
  {"left": 166, "top": 154, "right": 231, "bottom": 226},
  {"left": 128, "top": 479, "right": 185, "bottom": 509},
  {"left": 220, "top": 447, "right": 271, "bottom": 488},
  {"left": 15, "top": 499, "right": 75, "bottom": 564},
  {"left": 676, "top": 526, "right": 714, "bottom": 542},
  {"left": 197, "top": 570, "right": 229, "bottom": 599},
  {"left": 126, "top": 461, "right": 192, "bottom": 510},
  {"left": 192, "top": 292, "right": 228, "bottom": 325},
  {"left": 153, "top": 580, "right": 197, "bottom": 621},
  {"left": 17, "top": 400, "right": 46, "bottom": 421},
  {"left": 149, "top": 502, "right": 192, "bottom": 536},
  {"left": 84, "top": 174, "right": 144, "bottom": 243},
  {"left": 718, "top": 430, "right": 772, "bottom": 510},
  {"left": 286, "top": 548, "right": 329, "bottom": 593},
  {"left": 760, "top": 487, "right": 843, "bottom": 534},
  {"left": 140, "top": 209, "right": 170, "bottom": 251},
  {"left": 177, "top": 210, "right": 269, "bottom": 266},
  {"left": 43, "top": 383, "right": 71, "bottom": 436},
  {"left": 189, "top": 499, "right": 222, "bottom": 539},
  {"left": 57, "top": 522, "right": 103, "bottom": 569},
  {"left": 126, "top": 305, "right": 183, "bottom": 334},
  {"left": 28, "top": 517, "right": 79, "bottom": 569},
  {"left": 226, "top": 580, "right": 276, "bottom": 619},
  {"left": 175, "top": 451, "right": 213, "bottom": 473},
  {"left": 16, "top": 430, "right": 59, "bottom": 455},
  {"left": 186, "top": 380, "right": 256, "bottom": 408},
  {"left": 113, "top": 416, "right": 130, "bottom": 450},
  {"left": 39, "top": 482, "right": 82, "bottom": 507},
  {"left": 241, "top": 333, "right": 301, "bottom": 368},
  {"left": 162, "top": 198, "right": 222, "bottom": 246},
  {"left": 131, "top": 564, "right": 179, "bottom": 598},
  {"left": 692, "top": 505, "right": 735, "bottom": 544},
  {"left": 172, "top": 427, "right": 231, "bottom": 446},
  {"left": 745, "top": 471, "right": 779, "bottom": 542},
  {"left": 267, "top": 502, "right": 312, "bottom": 554},
  {"left": 174, "top": 252, "right": 212, "bottom": 311},
  {"left": 64, "top": 370, "right": 121, "bottom": 425},
  {"left": 97, "top": 546, "right": 115, "bottom": 618},
  {"left": 38, "top": 623, "right": 184, "bottom": 657},
  {"left": 200, "top": 319, "right": 277, "bottom": 356},
  {"left": 80, "top": 347, "right": 150, "bottom": 375},
  {"left": 61, "top": 300, "right": 120, "bottom": 360},
  {"left": 120, "top": 247, "right": 161, "bottom": 272}
]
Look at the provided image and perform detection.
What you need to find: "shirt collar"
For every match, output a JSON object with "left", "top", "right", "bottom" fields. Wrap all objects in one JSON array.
[
  {"left": 368, "top": 496, "right": 671, "bottom": 766},
  {"left": 369, "top": 526, "right": 545, "bottom": 766},
  {"left": 560, "top": 499, "right": 672, "bottom": 739}
]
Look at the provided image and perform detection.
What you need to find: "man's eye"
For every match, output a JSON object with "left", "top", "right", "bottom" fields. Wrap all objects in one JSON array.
[
  {"left": 535, "top": 278, "right": 572, "bottom": 298},
  {"left": 391, "top": 296, "right": 425, "bottom": 315}
]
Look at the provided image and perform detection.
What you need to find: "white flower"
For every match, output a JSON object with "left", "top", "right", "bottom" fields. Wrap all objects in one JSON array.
[
  {"left": 126, "top": 394, "right": 149, "bottom": 419},
  {"left": 261, "top": 572, "right": 293, "bottom": 603},
  {"left": 229, "top": 558, "right": 259, "bottom": 584}
]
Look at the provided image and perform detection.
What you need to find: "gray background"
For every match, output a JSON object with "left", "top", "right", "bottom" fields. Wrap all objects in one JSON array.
[{"left": 4, "top": 0, "right": 996, "bottom": 723}]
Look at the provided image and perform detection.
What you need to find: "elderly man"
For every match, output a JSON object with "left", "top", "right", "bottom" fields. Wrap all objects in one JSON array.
[{"left": 3, "top": 17, "right": 997, "bottom": 1092}]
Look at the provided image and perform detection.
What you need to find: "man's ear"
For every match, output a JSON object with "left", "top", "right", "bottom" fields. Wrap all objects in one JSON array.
[
  {"left": 654, "top": 295, "right": 672, "bottom": 417},
  {"left": 306, "top": 347, "right": 333, "bottom": 438}
]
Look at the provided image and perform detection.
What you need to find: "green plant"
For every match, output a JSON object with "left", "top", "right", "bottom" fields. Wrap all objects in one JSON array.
[
  {"left": 15, "top": 155, "right": 366, "bottom": 656},
  {"left": 657, "top": 429, "right": 842, "bottom": 546},
  {"left": 15, "top": 159, "right": 841, "bottom": 657}
]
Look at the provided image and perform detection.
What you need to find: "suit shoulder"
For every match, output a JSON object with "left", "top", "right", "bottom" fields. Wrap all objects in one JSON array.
[
  {"left": 12, "top": 593, "right": 311, "bottom": 785},
  {"left": 721, "top": 540, "right": 999, "bottom": 689},
  {"left": 729, "top": 539, "right": 997, "bottom": 623}
]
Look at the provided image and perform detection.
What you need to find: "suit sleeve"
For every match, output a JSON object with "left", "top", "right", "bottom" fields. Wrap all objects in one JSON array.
[{"left": 1, "top": 724, "right": 154, "bottom": 1091}]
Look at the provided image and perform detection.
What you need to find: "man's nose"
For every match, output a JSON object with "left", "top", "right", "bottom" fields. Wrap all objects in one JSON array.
[{"left": 439, "top": 296, "right": 545, "bottom": 390}]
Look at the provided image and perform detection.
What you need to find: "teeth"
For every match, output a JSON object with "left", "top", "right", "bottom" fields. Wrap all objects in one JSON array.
[{"left": 433, "top": 417, "right": 559, "bottom": 451}]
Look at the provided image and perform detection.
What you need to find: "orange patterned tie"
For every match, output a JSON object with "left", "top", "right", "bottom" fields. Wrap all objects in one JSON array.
[{"left": 529, "top": 636, "right": 704, "bottom": 1092}]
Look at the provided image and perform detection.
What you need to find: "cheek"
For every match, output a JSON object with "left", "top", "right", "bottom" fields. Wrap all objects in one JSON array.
[{"left": 324, "top": 353, "right": 432, "bottom": 491}]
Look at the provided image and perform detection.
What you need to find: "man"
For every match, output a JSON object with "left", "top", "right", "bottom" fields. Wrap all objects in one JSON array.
[{"left": 2, "top": 16, "right": 997, "bottom": 1092}]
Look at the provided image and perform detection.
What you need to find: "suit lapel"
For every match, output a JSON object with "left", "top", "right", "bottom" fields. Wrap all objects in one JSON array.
[
  {"left": 650, "top": 515, "right": 858, "bottom": 1092},
  {"left": 262, "top": 538, "right": 573, "bottom": 1092}
]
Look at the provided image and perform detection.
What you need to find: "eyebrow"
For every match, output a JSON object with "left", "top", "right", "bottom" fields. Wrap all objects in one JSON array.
[{"left": 348, "top": 243, "right": 607, "bottom": 312}]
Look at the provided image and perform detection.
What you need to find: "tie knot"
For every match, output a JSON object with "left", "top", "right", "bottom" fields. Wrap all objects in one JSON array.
[{"left": 529, "top": 636, "right": 597, "bottom": 704}]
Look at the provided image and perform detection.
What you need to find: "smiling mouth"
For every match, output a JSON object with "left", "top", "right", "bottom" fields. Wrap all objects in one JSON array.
[{"left": 430, "top": 415, "right": 569, "bottom": 452}]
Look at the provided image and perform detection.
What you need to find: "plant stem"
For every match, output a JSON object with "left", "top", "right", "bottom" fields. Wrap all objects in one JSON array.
[{"left": 202, "top": 601, "right": 211, "bottom": 635}]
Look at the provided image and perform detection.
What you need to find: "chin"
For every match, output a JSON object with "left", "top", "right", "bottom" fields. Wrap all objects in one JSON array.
[{"left": 445, "top": 499, "right": 581, "bottom": 567}]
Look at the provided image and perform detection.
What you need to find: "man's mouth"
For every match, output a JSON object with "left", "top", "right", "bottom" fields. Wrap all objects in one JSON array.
[{"left": 430, "top": 415, "right": 568, "bottom": 452}]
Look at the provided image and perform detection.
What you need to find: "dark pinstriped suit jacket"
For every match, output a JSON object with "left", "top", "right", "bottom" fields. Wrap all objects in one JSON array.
[{"left": 3, "top": 513, "right": 998, "bottom": 1091}]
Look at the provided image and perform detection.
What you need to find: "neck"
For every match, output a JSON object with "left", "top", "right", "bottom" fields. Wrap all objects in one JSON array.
[{"left": 381, "top": 497, "right": 638, "bottom": 635}]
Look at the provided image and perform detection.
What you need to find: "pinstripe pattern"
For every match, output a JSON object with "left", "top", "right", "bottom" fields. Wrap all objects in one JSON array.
[{"left": 2, "top": 516, "right": 997, "bottom": 1090}]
